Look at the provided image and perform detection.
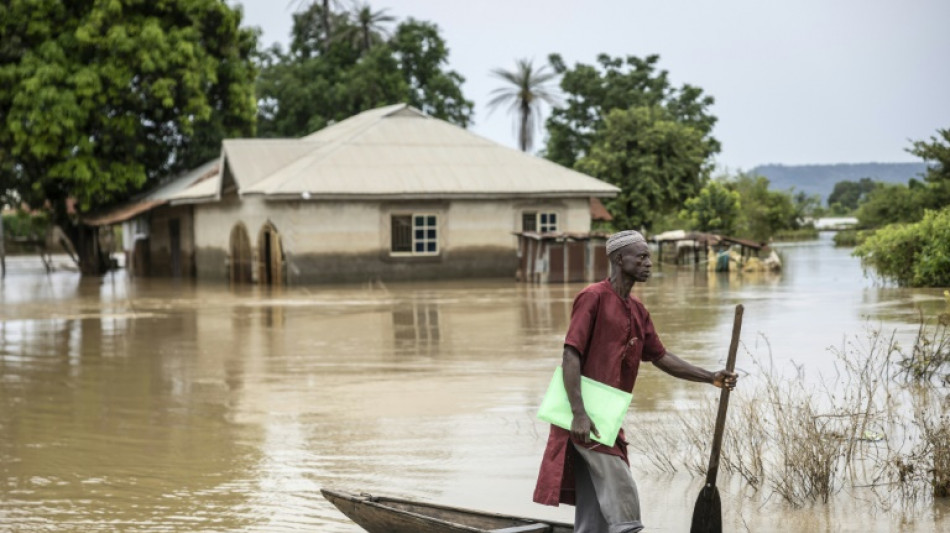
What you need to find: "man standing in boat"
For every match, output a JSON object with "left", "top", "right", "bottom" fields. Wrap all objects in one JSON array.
[{"left": 533, "top": 230, "right": 738, "bottom": 532}]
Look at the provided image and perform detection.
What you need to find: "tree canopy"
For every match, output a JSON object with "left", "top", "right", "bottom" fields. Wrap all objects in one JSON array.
[
  {"left": 729, "top": 173, "right": 801, "bottom": 242},
  {"left": 854, "top": 128, "right": 950, "bottom": 229},
  {"left": 543, "top": 53, "right": 719, "bottom": 229},
  {"left": 256, "top": 3, "right": 472, "bottom": 138},
  {"left": 0, "top": 0, "right": 258, "bottom": 217},
  {"left": 827, "top": 177, "right": 877, "bottom": 213},
  {"left": 680, "top": 180, "right": 741, "bottom": 235},
  {"left": 574, "top": 105, "right": 711, "bottom": 230},
  {"left": 544, "top": 53, "right": 719, "bottom": 170},
  {"left": 908, "top": 128, "right": 950, "bottom": 206}
]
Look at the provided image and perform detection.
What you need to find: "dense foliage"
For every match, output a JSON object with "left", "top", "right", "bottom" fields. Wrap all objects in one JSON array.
[
  {"left": 2, "top": 211, "right": 49, "bottom": 240},
  {"left": 910, "top": 128, "right": 950, "bottom": 204},
  {"left": 855, "top": 129, "right": 950, "bottom": 229},
  {"left": 541, "top": 53, "right": 718, "bottom": 229},
  {"left": 855, "top": 181, "right": 929, "bottom": 228},
  {"left": 575, "top": 106, "right": 711, "bottom": 229},
  {"left": 544, "top": 53, "right": 719, "bottom": 170},
  {"left": 651, "top": 171, "right": 815, "bottom": 242},
  {"left": 680, "top": 179, "right": 741, "bottom": 235},
  {"left": 827, "top": 177, "right": 877, "bottom": 213},
  {"left": 729, "top": 173, "right": 805, "bottom": 242},
  {"left": 854, "top": 207, "right": 950, "bottom": 287},
  {"left": 256, "top": 3, "right": 472, "bottom": 138},
  {"left": 0, "top": 0, "right": 259, "bottom": 217}
]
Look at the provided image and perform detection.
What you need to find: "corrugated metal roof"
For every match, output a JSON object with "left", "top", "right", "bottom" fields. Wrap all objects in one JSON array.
[
  {"left": 92, "top": 103, "right": 620, "bottom": 224},
  {"left": 84, "top": 199, "right": 167, "bottom": 227},
  {"left": 221, "top": 139, "right": 317, "bottom": 190},
  {"left": 83, "top": 160, "right": 220, "bottom": 225},
  {"left": 236, "top": 104, "right": 619, "bottom": 199}
]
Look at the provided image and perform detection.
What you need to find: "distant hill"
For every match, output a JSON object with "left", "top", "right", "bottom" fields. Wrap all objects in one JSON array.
[{"left": 751, "top": 162, "right": 928, "bottom": 202}]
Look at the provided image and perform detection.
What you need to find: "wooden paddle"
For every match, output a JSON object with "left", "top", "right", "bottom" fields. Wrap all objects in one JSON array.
[{"left": 690, "top": 303, "right": 744, "bottom": 533}]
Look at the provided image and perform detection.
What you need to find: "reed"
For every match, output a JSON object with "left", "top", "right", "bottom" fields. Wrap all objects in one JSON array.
[{"left": 631, "top": 313, "right": 950, "bottom": 507}]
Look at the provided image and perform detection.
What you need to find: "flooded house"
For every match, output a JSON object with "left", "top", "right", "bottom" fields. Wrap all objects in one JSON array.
[{"left": 86, "top": 104, "right": 619, "bottom": 284}]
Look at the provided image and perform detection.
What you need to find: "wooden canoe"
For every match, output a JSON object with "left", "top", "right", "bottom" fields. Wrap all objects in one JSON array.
[{"left": 321, "top": 489, "right": 574, "bottom": 533}]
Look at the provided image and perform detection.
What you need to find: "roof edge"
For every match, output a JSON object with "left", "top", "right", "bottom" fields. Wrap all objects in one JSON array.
[{"left": 252, "top": 191, "right": 619, "bottom": 201}]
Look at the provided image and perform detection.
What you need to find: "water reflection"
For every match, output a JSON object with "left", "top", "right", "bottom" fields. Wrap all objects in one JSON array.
[
  {"left": 0, "top": 236, "right": 947, "bottom": 531},
  {"left": 392, "top": 302, "right": 441, "bottom": 350}
]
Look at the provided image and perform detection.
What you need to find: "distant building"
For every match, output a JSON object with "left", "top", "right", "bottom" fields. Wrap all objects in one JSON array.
[{"left": 86, "top": 104, "right": 619, "bottom": 284}]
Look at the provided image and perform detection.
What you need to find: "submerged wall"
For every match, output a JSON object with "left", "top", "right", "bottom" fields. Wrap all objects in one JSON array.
[{"left": 191, "top": 196, "right": 592, "bottom": 284}]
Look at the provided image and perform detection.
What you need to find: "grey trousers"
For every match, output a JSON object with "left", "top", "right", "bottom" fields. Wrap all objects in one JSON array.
[{"left": 573, "top": 443, "right": 645, "bottom": 533}]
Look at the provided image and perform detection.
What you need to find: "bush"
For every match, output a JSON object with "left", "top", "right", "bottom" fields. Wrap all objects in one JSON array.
[
  {"left": 854, "top": 207, "right": 950, "bottom": 287},
  {"left": 832, "top": 229, "right": 874, "bottom": 247},
  {"left": 2, "top": 211, "right": 50, "bottom": 240}
]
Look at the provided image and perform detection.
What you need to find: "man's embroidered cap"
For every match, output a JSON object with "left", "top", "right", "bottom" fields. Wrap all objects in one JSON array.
[{"left": 606, "top": 230, "right": 646, "bottom": 255}]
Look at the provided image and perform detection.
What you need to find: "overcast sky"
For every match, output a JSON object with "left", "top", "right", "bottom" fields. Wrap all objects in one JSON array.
[{"left": 233, "top": 0, "right": 950, "bottom": 171}]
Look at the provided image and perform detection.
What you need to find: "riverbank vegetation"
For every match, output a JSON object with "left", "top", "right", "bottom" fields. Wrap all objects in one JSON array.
[
  {"left": 842, "top": 129, "right": 950, "bottom": 286},
  {"left": 854, "top": 207, "right": 950, "bottom": 287},
  {"left": 650, "top": 172, "right": 821, "bottom": 243},
  {"left": 632, "top": 308, "right": 950, "bottom": 511}
]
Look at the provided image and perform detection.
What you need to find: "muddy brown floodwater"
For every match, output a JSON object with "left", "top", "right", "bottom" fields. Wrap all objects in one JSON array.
[{"left": 1, "top": 233, "right": 948, "bottom": 532}]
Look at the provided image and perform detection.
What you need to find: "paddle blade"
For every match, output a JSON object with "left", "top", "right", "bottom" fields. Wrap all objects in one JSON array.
[{"left": 690, "top": 484, "right": 722, "bottom": 533}]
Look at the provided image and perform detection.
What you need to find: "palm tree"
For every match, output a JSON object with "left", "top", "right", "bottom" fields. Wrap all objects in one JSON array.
[
  {"left": 488, "top": 58, "right": 560, "bottom": 152},
  {"left": 288, "top": 0, "right": 341, "bottom": 53},
  {"left": 347, "top": 2, "right": 396, "bottom": 53}
]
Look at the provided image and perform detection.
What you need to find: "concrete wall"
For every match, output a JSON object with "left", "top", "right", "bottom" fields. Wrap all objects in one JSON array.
[{"left": 192, "top": 196, "right": 593, "bottom": 284}]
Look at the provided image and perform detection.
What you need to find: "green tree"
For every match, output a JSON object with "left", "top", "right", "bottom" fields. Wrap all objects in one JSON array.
[
  {"left": 0, "top": 0, "right": 258, "bottom": 273},
  {"left": 793, "top": 190, "right": 824, "bottom": 222},
  {"left": 391, "top": 20, "right": 471, "bottom": 125},
  {"left": 256, "top": 5, "right": 472, "bottom": 138},
  {"left": 344, "top": 1, "right": 395, "bottom": 53},
  {"left": 574, "top": 106, "right": 710, "bottom": 230},
  {"left": 681, "top": 180, "right": 741, "bottom": 234},
  {"left": 544, "top": 53, "right": 719, "bottom": 169},
  {"left": 288, "top": 0, "right": 345, "bottom": 57},
  {"left": 851, "top": 128, "right": 949, "bottom": 230},
  {"left": 487, "top": 58, "right": 559, "bottom": 152},
  {"left": 827, "top": 177, "right": 878, "bottom": 212},
  {"left": 730, "top": 173, "right": 799, "bottom": 241},
  {"left": 908, "top": 128, "right": 950, "bottom": 206},
  {"left": 855, "top": 181, "right": 928, "bottom": 228}
]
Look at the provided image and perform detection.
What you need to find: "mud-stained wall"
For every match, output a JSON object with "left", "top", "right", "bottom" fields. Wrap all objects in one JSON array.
[
  {"left": 148, "top": 205, "right": 195, "bottom": 277},
  {"left": 192, "top": 196, "right": 593, "bottom": 283}
]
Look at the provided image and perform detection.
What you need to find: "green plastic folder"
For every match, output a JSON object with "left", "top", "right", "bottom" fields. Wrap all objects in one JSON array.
[{"left": 536, "top": 367, "right": 633, "bottom": 446}]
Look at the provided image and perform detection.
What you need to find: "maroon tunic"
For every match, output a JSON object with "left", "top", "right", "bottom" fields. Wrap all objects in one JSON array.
[{"left": 533, "top": 279, "right": 666, "bottom": 506}]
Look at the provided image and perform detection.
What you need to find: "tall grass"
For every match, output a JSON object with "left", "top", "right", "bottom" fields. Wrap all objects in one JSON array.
[{"left": 630, "top": 312, "right": 950, "bottom": 508}]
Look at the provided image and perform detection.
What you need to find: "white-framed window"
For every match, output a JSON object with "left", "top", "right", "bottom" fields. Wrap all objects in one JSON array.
[
  {"left": 522, "top": 211, "right": 558, "bottom": 233},
  {"left": 391, "top": 214, "right": 439, "bottom": 255}
]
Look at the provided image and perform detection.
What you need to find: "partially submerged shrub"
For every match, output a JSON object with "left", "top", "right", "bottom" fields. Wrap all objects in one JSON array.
[
  {"left": 896, "top": 312, "right": 950, "bottom": 384},
  {"left": 854, "top": 207, "right": 950, "bottom": 287}
]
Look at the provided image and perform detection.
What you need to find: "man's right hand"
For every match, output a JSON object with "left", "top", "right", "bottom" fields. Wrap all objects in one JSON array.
[{"left": 570, "top": 412, "right": 600, "bottom": 444}]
